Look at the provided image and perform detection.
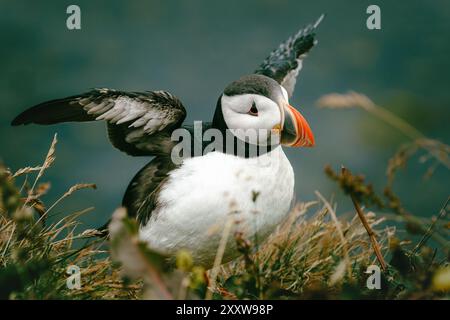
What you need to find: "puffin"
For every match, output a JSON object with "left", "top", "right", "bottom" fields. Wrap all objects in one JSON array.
[{"left": 12, "top": 15, "right": 323, "bottom": 268}]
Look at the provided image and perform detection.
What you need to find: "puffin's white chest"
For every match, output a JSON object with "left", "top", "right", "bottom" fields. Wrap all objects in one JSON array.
[{"left": 139, "top": 147, "right": 295, "bottom": 267}]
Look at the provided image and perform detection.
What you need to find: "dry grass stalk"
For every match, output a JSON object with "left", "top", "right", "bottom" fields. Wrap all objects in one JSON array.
[
  {"left": 12, "top": 166, "right": 42, "bottom": 178},
  {"left": 317, "top": 91, "right": 450, "bottom": 170},
  {"left": 318, "top": 92, "right": 423, "bottom": 141},
  {"left": 22, "top": 134, "right": 58, "bottom": 209},
  {"left": 0, "top": 224, "right": 15, "bottom": 264},
  {"left": 342, "top": 167, "right": 387, "bottom": 271},
  {"left": 315, "top": 191, "right": 352, "bottom": 278},
  {"left": 205, "top": 216, "right": 235, "bottom": 300},
  {"left": 319, "top": 93, "right": 449, "bottom": 250},
  {"left": 29, "top": 183, "right": 96, "bottom": 231},
  {"left": 109, "top": 208, "right": 172, "bottom": 300},
  {"left": 42, "top": 183, "right": 97, "bottom": 218},
  {"left": 412, "top": 196, "right": 449, "bottom": 256},
  {"left": 1, "top": 137, "right": 141, "bottom": 300},
  {"left": 218, "top": 200, "right": 389, "bottom": 295}
]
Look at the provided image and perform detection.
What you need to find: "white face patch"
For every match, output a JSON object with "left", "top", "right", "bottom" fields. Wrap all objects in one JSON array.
[
  {"left": 280, "top": 85, "right": 289, "bottom": 103},
  {"left": 221, "top": 93, "right": 282, "bottom": 146}
]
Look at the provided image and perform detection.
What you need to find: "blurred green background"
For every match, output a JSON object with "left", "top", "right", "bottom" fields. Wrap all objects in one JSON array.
[{"left": 0, "top": 0, "right": 449, "bottom": 228}]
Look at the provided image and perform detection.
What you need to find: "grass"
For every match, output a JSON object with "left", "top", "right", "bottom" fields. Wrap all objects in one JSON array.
[
  {"left": 0, "top": 138, "right": 140, "bottom": 300},
  {"left": 0, "top": 92, "right": 449, "bottom": 300}
]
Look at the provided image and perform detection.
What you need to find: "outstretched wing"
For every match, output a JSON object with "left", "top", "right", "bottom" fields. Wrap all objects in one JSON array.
[
  {"left": 12, "top": 88, "right": 186, "bottom": 156},
  {"left": 255, "top": 14, "right": 324, "bottom": 98}
]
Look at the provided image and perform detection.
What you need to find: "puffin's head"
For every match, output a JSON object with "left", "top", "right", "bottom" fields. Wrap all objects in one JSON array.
[{"left": 214, "top": 74, "right": 314, "bottom": 148}]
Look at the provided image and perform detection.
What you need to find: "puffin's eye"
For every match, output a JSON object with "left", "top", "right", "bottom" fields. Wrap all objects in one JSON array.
[{"left": 248, "top": 101, "right": 258, "bottom": 116}]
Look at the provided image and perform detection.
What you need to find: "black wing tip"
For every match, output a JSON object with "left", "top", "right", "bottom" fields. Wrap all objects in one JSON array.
[
  {"left": 290, "top": 14, "right": 325, "bottom": 46},
  {"left": 11, "top": 96, "right": 95, "bottom": 127},
  {"left": 11, "top": 104, "right": 49, "bottom": 126},
  {"left": 296, "top": 14, "right": 326, "bottom": 48},
  {"left": 11, "top": 113, "right": 29, "bottom": 126}
]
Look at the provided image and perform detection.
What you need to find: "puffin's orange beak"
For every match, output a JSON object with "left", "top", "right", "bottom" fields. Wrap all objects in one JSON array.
[{"left": 280, "top": 104, "right": 315, "bottom": 147}]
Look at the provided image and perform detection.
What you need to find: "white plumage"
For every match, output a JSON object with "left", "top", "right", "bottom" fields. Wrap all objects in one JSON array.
[{"left": 139, "top": 146, "right": 295, "bottom": 267}]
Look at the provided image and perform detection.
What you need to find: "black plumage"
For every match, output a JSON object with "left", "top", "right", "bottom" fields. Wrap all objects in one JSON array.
[
  {"left": 12, "top": 89, "right": 186, "bottom": 156},
  {"left": 255, "top": 14, "right": 324, "bottom": 97}
]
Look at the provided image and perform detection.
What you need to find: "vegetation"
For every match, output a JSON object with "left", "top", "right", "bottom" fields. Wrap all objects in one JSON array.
[{"left": 0, "top": 92, "right": 448, "bottom": 299}]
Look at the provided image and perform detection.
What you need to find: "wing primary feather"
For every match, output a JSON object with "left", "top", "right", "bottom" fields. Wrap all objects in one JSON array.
[
  {"left": 254, "top": 14, "right": 325, "bottom": 97},
  {"left": 11, "top": 96, "right": 94, "bottom": 126},
  {"left": 12, "top": 89, "right": 187, "bottom": 157}
]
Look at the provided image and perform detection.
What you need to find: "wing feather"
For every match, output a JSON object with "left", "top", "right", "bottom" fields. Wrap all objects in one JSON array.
[
  {"left": 255, "top": 14, "right": 324, "bottom": 98},
  {"left": 12, "top": 88, "right": 186, "bottom": 156}
]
